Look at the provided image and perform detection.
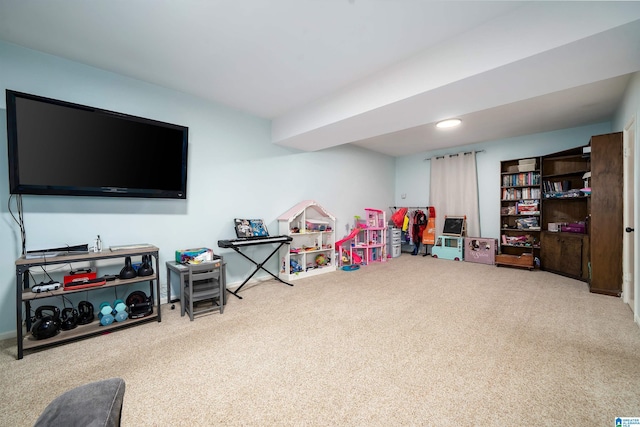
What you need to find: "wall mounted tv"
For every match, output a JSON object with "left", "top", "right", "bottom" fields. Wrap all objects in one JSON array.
[{"left": 5, "top": 90, "right": 188, "bottom": 199}]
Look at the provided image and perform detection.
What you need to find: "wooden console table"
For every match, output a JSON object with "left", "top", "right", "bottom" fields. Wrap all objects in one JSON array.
[{"left": 15, "top": 246, "right": 161, "bottom": 359}]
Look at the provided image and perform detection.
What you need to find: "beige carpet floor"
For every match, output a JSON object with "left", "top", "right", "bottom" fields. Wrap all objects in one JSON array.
[{"left": 1, "top": 255, "right": 640, "bottom": 426}]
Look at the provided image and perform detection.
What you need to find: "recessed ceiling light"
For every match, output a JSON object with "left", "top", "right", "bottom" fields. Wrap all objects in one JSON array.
[{"left": 436, "top": 118, "right": 462, "bottom": 129}]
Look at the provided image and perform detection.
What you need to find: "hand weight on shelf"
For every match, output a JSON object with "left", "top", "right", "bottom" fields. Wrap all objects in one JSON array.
[
  {"left": 98, "top": 302, "right": 114, "bottom": 326},
  {"left": 60, "top": 307, "right": 79, "bottom": 331},
  {"left": 113, "top": 299, "right": 127, "bottom": 312},
  {"left": 77, "top": 301, "right": 95, "bottom": 325},
  {"left": 31, "top": 305, "right": 61, "bottom": 340},
  {"left": 113, "top": 299, "right": 128, "bottom": 322}
]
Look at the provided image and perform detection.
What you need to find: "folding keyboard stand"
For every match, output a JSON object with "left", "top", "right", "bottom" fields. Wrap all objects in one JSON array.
[{"left": 226, "top": 240, "right": 293, "bottom": 299}]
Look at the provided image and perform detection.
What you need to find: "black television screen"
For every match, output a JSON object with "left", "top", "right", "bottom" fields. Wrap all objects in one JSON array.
[{"left": 5, "top": 90, "right": 188, "bottom": 199}]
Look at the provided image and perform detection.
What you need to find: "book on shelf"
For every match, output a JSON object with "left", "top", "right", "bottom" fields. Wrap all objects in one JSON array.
[
  {"left": 543, "top": 180, "right": 571, "bottom": 193},
  {"left": 502, "top": 171, "right": 540, "bottom": 187},
  {"left": 516, "top": 200, "right": 539, "bottom": 215},
  {"left": 501, "top": 188, "right": 540, "bottom": 200}
]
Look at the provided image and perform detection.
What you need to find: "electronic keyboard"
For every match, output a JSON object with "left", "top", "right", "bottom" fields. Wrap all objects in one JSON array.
[
  {"left": 217, "top": 235, "right": 294, "bottom": 299},
  {"left": 218, "top": 235, "right": 292, "bottom": 248}
]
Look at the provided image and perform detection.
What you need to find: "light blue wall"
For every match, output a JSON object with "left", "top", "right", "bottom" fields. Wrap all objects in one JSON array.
[
  {"left": 613, "top": 72, "right": 640, "bottom": 131},
  {"left": 0, "top": 38, "right": 635, "bottom": 339},
  {"left": 395, "top": 122, "right": 612, "bottom": 240},
  {"left": 612, "top": 71, "right": 640, "bottom": 322},
  {"left": 0, "top": 41, "right": 395, "bottom": 338}
]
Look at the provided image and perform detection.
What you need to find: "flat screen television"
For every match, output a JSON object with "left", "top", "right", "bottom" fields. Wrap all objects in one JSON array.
[{"left": 5, "top": 90, "right": 188, "bottom": 199}]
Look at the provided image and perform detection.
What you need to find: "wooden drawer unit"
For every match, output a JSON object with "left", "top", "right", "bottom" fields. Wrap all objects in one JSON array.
[{"left": 495, "top": 253, "right": 534, "bottom": 270}]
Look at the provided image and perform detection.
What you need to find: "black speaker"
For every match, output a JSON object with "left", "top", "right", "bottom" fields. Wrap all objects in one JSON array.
[
  {"left": 137, "top": 254, "right": 154, "bottom": 277},
  {"left": 126, "top": 291, "right": 153, "bottom": 319},
  {"left": 60, "top": 307, "right": 78, "bottom": 330},
  {"left": 119, "top": 256, "right": 137, "bottom": 280},
  {"left": 77, "top": 301, "right": 95, "bottom": 325},
  {"left": 31, "top": 305, "right": 61, "bottom": 340}
]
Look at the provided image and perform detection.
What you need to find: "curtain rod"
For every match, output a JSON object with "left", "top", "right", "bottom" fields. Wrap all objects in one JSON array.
[{"left": 424, "top": 149, "right": 485, "bottom": 161}]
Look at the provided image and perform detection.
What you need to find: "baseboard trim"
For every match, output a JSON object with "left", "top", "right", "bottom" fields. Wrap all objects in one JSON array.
[{"left": 0, "top": 330, "right": 16, "bottom": 341}]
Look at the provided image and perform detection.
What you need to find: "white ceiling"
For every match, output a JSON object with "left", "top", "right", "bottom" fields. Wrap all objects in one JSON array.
[{"left": 1, "top": 1, "right": 640, "bottom": 157}]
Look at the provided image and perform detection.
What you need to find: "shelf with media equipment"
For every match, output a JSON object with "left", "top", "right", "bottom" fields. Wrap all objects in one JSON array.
[
  {"left": 14, "top": 246, "right": 161, "bottom": 359},
  {"left": 499, "top": 158, "right": 542, "bottom": 265}
]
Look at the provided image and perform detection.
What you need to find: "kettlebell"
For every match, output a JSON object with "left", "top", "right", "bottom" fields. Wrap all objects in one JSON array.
[
  {"left": 60, "top": 307, "right": 79, "bottom": 331},
  {"left": 137, "top": 255, "right": 154, "bottom": 277},
  {"left": 119, "top": 256, "right": 137, "bottom": 280},
  {"left": 31, "top": 305, "right": 61, "bottom": 340}
]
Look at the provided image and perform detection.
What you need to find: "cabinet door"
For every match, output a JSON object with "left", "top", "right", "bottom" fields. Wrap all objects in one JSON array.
[
  {"left": 541, "top": 232, "right": 562, "bottom": 271},
  {"left": 541, "top": 232, "right": 582, "bottom": 278},
  {"left": 590, "top": 132, "right": 623, "bottom": 295}
]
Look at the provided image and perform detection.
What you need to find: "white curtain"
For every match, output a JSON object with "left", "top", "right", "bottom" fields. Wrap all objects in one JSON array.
[{"left": 430, "top": 152, "right": 480, "bottom": 237}]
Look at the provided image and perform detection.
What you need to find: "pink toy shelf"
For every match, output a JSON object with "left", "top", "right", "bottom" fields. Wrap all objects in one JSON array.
[{"left": 336, "top": 208, "right": 387, "bottom": 267}]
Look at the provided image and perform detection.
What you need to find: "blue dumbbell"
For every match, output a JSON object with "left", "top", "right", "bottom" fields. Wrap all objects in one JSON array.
[
  {"left": 98, "top": 302, "right": 114, "bottom": 326},
  {"left": 113, "top": 299, "right": 128, "bottom": 322}
]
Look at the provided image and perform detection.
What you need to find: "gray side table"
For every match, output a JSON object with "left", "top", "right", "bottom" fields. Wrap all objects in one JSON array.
[{"left": 165, "top": 256, "right": 226, "bottom": 305}]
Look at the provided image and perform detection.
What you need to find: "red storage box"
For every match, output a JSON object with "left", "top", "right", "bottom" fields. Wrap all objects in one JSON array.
[
  {"left": 63, "top": 271, "right": 97, "bottom": 285},
  {"left": 464, "top": 237, "right": 497, "bottom": 265}
]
